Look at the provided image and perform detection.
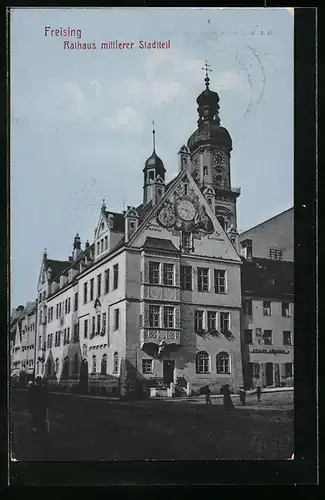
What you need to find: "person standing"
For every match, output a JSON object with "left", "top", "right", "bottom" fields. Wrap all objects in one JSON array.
[
  {"left": 256, "top": 386, "right": 262, "bottom": 402},
  {"left": 239, "top": 386, "right": 246, "bottom": 406},
  {"left": 205, "top": 386, "right": 212, "bottom": 406},
  {"left": 221, "top": 384, "right": 234, "bottom": 411}
]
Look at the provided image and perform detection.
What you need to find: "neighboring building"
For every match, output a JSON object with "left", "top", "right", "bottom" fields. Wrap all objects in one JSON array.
[
  {"left": 239, "top": 207, "right": 294, "bottom": 262},
  {"left": 31, "top": 71, "right": 245, "bottom": 395},
  {"left": 241, "top": 257, "right": 294, "bottom": 389},
  {"left": 10, "top": 302, "right": 37, "bottom": 381}
]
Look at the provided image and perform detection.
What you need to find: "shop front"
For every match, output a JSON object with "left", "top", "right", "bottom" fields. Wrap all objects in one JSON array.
[{"left": 244, "top": 346, "right": 294, "bottom": 389}]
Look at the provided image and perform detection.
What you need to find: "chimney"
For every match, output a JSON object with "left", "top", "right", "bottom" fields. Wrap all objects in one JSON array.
[
  {"left": 69, "top": 256, "right": 73, "bottom": 262},
  {"left": 85, "top": 240, "right": 90, "bottom": 249},
  {"left": 73, "top": 233, "right": 81, "bottom": 260},
  {"left": 240, "top": 239, "right": 253, "bottom": 261}
]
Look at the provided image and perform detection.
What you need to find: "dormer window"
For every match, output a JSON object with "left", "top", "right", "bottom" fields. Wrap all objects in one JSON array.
[
  {"left": 104, "top": 236, "right": 108, "bottom": 250},
  {"left": 130, "top": 222, "right": 135, "bottom": 229},
  {"left": 101, "top": 222, "right": 104, "bottom": 230}
]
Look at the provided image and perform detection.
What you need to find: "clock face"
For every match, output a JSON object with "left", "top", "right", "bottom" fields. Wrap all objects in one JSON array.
[
  {"left": 213, "top": 150, "right": 226, "bottom": 167},
  {"left": 158, "top": 206, "right": 176, "bottom": 227},
  {"left": 176, "top": 199, "right": 196, "bottom": 221}
]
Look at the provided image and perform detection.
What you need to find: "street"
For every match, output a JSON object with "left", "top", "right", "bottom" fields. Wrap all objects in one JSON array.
[{"left": 10, "top": 390, "right": 294, "bottom": 461}]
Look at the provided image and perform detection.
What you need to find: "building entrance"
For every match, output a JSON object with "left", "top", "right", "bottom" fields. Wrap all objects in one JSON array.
[
  {"left": 163, "top": 360, "right": 175, "bottom": 386},
  {"left": 265, "top": 362, "right": 274, "bottom": 386}
]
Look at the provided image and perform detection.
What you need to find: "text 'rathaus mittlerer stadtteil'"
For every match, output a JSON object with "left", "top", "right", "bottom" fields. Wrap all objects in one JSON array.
[{"left": 44, "top": 27, "right": 171, "bottom": 50}]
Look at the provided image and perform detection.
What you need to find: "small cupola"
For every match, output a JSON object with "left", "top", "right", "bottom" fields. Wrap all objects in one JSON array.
[
  {"left": 178, "top": 144, "right": 191, "bottom": 172},
  {"left": 143, "top": 122, "right": 166, "bottom": 206},
  {"left": 73, "top": 233, "right": 81, "bottom": 260},
  {"left": 124, "top": 206, "right": 139, "bottom": 242}
]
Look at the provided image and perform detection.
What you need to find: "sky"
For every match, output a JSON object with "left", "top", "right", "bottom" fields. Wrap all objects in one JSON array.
[{"left": 10, "top": 7, "right": 294, "bottom": 308}]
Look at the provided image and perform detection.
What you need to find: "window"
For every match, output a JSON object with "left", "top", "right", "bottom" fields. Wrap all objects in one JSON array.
[
  {"left": 263, "top": 330, "right": 272, "bottom": 345},
  {"left": 97, "top": 314, "right": 101, "bottom": 334},
  {"left": 47, "top": 333, "right": 53, "bottom": 349},
  {"left": 163, "top": 263, "right": 174, "bottom": 286},
  {"left": 181, "top": 231, "right": 191, "bottom": 249},
  {"left": 196, "top": 351, "right": 210, "bottom": 374},
  {"left": 68, "top": 297, "right": 71, "bottom": 313},
  {"left": 283, "top": 331, "right": 292, "bottom": 346},
  {"left": 73, "top": 324, "right": 79, "bottom": 343},
  {"left": 216, "top": 352, "right": 230, "bottom": 374},
  {"left": 197, "top": 268, "right": 209, "bottom": 292},
  {"left": 142, "top": 359, "right": 153, "bottom": 374},
  {"left": 55, "top": 358, "right": 59, "bottom": 373},
  {"left": 284, "top": 363, "right": 293, "bottom": 378},
  {"left": 269, "top": 247, "right": 283, "bottom": 261},
  {"left": 149, "top": 261, "right": 160, "bottom": 284},
  {"left": 214, "top": 270, "right": 226, "bottom": 293},
  {"left": 244, "top": 329, "right": 253, "bottom": 344},
  {"left": 100, "top": 239, "right": 104, "bottom": 253},
  {"left": 282, "top": 302, "right": 290, "bottom": 317},
  {"left": 92, "top": 355, "right": 97, "bottom": 374},
  {"left": 149, "top": 305, "right": 160, "bottom": 328},
  {"left": 113, "top": 352, "right": 119, "bottom": 374},
  {"left": 39, "top": 336, "right": 42, "bottom": 349},
  {"left": 83, "top": 282, "right": 88, "bottom": 304},
  {"left": 104, "top": 236, "right": 108, "bottom": 250},
  {"left": 113, "top": 264, "right": 119, "bottom": 289},
  {"left": 105, "top": 269, "right": 110, "bottom": 294},
  {"left": 84, "top": 319, "right": 88, "bottom": 338},
  {"left": 207, "top": 311, "right": 217, "bottom": 331},
  {"left": 92, "top": 317, "right": 96, "bottom": 335},
  {"left": 74, "top": 293, "right": 78, "bottom": 311},
  {"left": 97, "top": 242, "right": 100, "bottom": 255},
  {"left": 114, "top": 309, "right": 120, "bottom": 330},
  {"left": 64, "top": 299, "right": 67, "bottom": 314},
  {"left": 56, "top": 304, "right": 59, "bottom": 319},
  {"left": 163, "top": 307, "right": 174, "bottom": 328},
  {"left": 194, "top": 310, "right": 204, "bottom": 332},
  {"left": 263, "top": 301, "right": 271, "bottom": 316},
  {"left": 97, "top": 274, "right": 102, "bottom": 297},
  {"left": 183, "top": 183, "right": 188, "bottom": 195},
  {"left": 243, "top": 299, "right": 252, "bottom": 315},
  {"left": 180, "top": 265, "right": 192, "bottom": 291},
  {"left": 48, "top": 309, "right": 51, "bottom": 323},
  {"left": 220, "top": 312, "right": 230, "bottom": 333},
  {"left": 252, "top": 362, "right": 260, "bottom": 379},
  {"left": 90, "top": 278, "right": 94, "bottom": 301},
  {"left": 203, "top": 165, "right": 208, "bottom": 176},
  {"left": 101, "top": 354, "right": 107, "bottom": 374},
  {"left": 102, "top": 312, "right": 107, "bottom": 334},
  {"left": 59, "top": 303, "right": 62, "bottom": 317}
]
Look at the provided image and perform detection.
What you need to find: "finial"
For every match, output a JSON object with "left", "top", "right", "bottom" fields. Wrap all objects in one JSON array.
[
  {"left": 152, "top": 120, "right": 156, "bottom": 152},
  {"left": 101, "top": 198, "right": 106, "bottom": 211},
  {"left": 202, "top": 60, "right": 212, "bottom": 88},
  {"left": 43, "top": 248, "right": 47, "bottom": 259}
]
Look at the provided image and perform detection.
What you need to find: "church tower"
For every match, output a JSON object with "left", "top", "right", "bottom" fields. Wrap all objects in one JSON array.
[
  {"left": 143, "top": 123, "right": 166, "bottom": 206},
  {"left": 187, "top": 62, "right": 240, "bottom": 231}
]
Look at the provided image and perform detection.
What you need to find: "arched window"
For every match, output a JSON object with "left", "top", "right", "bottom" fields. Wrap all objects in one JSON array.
[
  {"left": 203, "top": 165, "right": 208, "bottom": 176},
  {"left": 216, "top": 352, "right": 230, "bottom": 374},
  {"left": 149, "top": 170, "right": 155, "bottom": 181},
  {"left": 73, "top": 353, "right": 79, "bottom": 375},
  {"left": 55, "top": 358, "right": 59, "bottom": 373},
  {"left": 113, "top": 352, "right": 119, "bottom": 374},
  {"left": 101, "top": 354, "right": 107, "bottom": 374},
  {"left": 92, "top": 355, "right": 97, "bottom": 374},
  {"left": 196, "top": 351, "right": 210, "bottom": 374}
]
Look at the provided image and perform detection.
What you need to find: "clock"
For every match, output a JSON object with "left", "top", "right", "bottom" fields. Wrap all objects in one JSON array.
[
  {"left": 157, "top": 205, "right": 176, "bottom": 227},
  {"left": 213, "top": 150, "right": 226, "bottom": 167},
  {"left": 176, "top": 199, "right": 196, "bottom": 221}
]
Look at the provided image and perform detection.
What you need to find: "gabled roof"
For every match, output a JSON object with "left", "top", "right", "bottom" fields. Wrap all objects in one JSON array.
[
  {"left": 239, "top": 207, "right": 294, "bottom": 236},
  {"left": 241, "top": 257, "right": 294, "bottom": 299},
  {"left": 46, "top": 259, "right": 71, "bottom": 280},
  {"left": 142, "top": 237, "right": 180, "bottom": 253}
]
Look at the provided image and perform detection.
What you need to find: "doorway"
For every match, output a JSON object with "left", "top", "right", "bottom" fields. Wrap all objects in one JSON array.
[
  {"left": 163, "top": 360, "right": 175, "bottom": 385},
  {"left": 274, "top": 363, "right": 280, "bottom": 387},
  {"left": 265, "top": 362, "right": 274, "bottom": 386}
]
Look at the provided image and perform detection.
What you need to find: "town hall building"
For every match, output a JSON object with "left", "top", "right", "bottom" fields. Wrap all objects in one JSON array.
[{"left": 32, "top": 68, "right": 246, "bottom": 396}]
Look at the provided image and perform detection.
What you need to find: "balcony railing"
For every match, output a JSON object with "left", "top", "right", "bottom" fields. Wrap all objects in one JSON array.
[{"left": 140, "top": 328, "right": 181, "bottom": 347}]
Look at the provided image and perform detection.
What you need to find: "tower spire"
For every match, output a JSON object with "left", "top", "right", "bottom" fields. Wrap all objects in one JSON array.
[
  {"left": 152, "top": 120, "right": 156, "bottom": 151},
  {"left": 202, "top": 60, "right": 212, "bottom": 89}
]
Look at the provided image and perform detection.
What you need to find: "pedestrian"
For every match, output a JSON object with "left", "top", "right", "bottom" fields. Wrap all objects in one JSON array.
[
  {"left": 221, "top": 384, "right": 234, "bottom": 411},
  {"left": 205, "top": 386, "right": 212, "bottom": 406},
  {"left": 239, "top": 386, "right": 246, "bottom": 406},
  {"left": 256, "top": 386, "right": 262, "bottom": 402}
]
